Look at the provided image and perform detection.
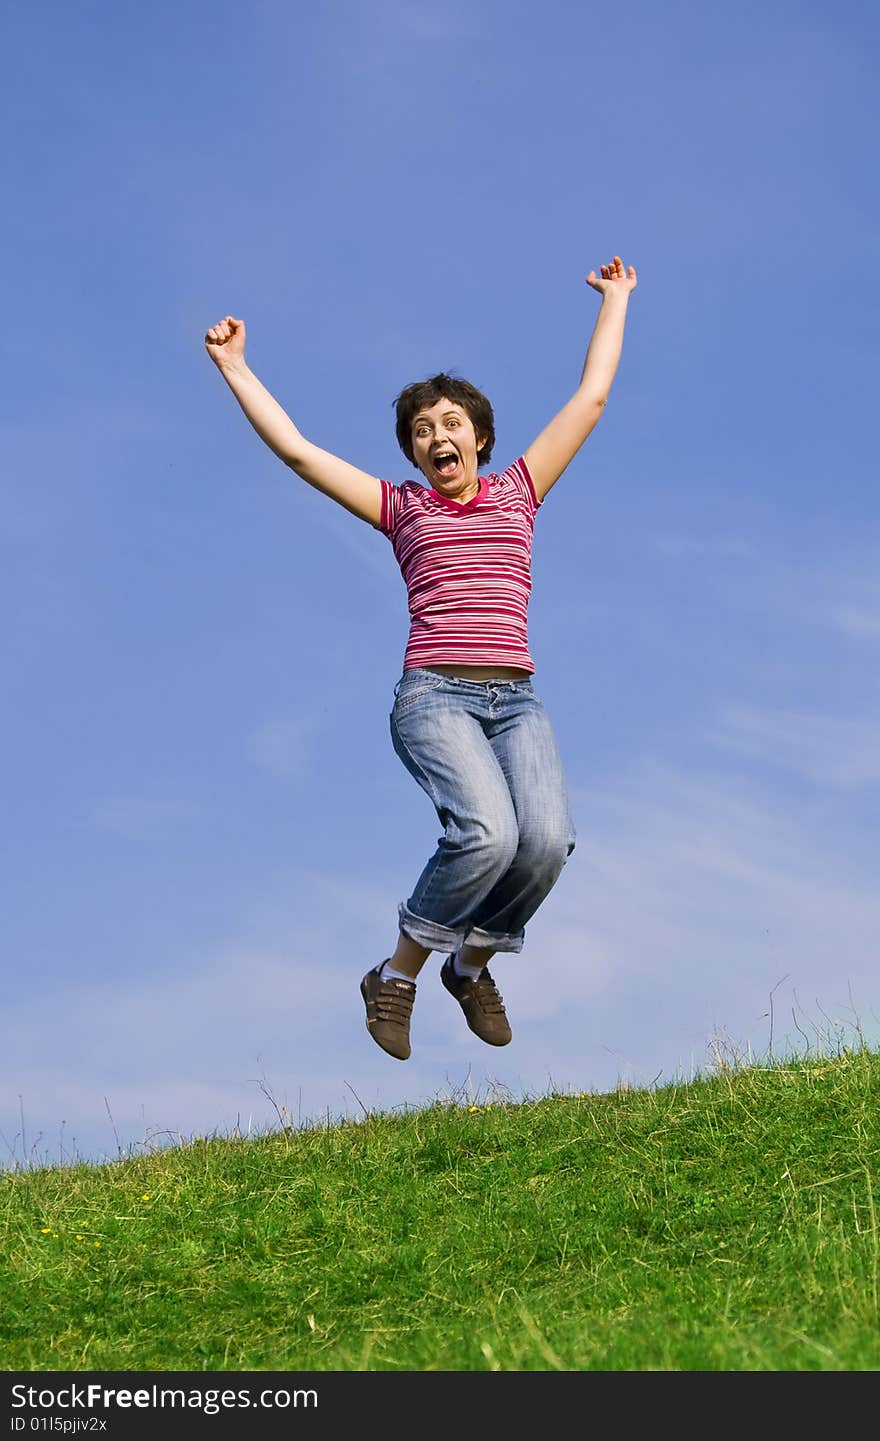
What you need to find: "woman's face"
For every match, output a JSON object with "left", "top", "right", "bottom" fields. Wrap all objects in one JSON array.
[{"left": 411, "top": 398, "right": 484, "bottom": 500}]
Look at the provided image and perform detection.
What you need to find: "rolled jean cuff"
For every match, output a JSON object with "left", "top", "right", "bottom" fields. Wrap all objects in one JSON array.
[
  {"left": 398, "top": 902, "right": 465, "bottom": 951},
  {"left": 398, "top": 903, "right": 525, "bottom": 954},
  {"left": 463, "top": 924, "right": 525, "bottom": 954}
]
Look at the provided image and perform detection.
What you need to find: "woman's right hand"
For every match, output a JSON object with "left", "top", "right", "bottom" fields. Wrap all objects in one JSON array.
[{"left": 204, "top": 315, "right": 246, "bottom": 369}]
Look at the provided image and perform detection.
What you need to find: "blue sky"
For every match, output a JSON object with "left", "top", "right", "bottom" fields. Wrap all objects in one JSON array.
[{"left": 3, "top": 0, "right": 878, "bottom": 1166}]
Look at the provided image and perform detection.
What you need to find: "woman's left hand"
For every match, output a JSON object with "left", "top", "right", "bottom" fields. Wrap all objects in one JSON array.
[{"left": 586, "top": 255, "right": 637, "bottom": 296}]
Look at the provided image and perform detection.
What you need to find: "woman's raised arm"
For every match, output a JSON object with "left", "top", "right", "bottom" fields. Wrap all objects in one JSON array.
[
  {"left": 205, "top": 316, "right": 383, "bottom": 528},
  {"left": 523, "top": 257, "right": 637, "bottom": 503}
]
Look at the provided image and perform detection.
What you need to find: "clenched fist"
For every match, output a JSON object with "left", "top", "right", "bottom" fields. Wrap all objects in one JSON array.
[{"left": 204, "top": 315, "right": 246, "bottom": 369}]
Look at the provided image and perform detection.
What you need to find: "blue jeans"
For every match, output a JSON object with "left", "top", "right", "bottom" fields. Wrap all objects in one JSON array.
[{"left": 390, "top": 668, "right": 577, "bottom": 953}]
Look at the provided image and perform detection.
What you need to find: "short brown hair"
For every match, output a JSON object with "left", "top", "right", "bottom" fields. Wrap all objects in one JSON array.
[{"left": 393, "top": 373, "right": 495, "bottom": 468}]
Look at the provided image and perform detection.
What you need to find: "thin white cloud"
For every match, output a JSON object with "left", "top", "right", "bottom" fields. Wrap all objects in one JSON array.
[
  {"left": 741, "top": 554, "right": 880, "bottom": 643},
  {"left": 710, "top": 705, "right": 880, "bottom": 789},
  {"left": 652, "top": 533, "right": 757, "bottom": 560},
  {"left": 318, "top": 0, "right": 488, "bottom": 86},
  {"left": 809, "top": 572, "right": 880, "bottom": 642},
  {"left": 303, "top": 494, "right": 401, "bottom": 593},
  {"left": 4, "top": 763, "right": 877, "bottom": 1167},
  {"left": 83, "top": 785, "right": 199, "bottom": 839},
  {"left": 829, "top": 603, "right": 880, "bottom": 640},
  {"left": 244, "top": 715, "right": 320, "bottom": 781}
]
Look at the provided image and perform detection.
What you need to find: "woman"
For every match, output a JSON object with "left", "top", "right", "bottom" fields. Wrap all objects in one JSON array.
[{"left": 204, "top": 255, "right": 637, "bottom": 1061}]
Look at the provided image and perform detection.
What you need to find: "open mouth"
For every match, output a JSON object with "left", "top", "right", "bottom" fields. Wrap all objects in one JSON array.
[{"left": 433, "top": 449, "right": 459, "bottom": 477}]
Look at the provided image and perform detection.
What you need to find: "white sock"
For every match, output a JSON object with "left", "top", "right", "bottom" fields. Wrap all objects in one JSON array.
[
  {"left": 452, "top": 948, "right": 484, "bottom": 981},
  {"left": 380, "top": 961, "right": 416, "bottom": 985}
]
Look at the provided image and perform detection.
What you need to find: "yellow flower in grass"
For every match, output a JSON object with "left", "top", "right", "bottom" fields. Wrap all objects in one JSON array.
[
  {"left": 40, "top": 1227, "right": 51, "bottom": 1234},
  {"left": 468, "top": 1105, "right": 480, "bottom": 1113},
  {"left": 141, "top": 1194, "right": 151, "bottom": 1201}
]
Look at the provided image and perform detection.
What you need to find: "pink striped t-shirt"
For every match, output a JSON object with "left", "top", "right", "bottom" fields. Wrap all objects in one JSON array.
[{"left": 375, "top": 456, "right": 542, "bottom": 674}]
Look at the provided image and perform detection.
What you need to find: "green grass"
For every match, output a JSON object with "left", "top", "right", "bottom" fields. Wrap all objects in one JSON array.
[{"left": 2, "top": 1047, "right": 880, "bottom": 1370}]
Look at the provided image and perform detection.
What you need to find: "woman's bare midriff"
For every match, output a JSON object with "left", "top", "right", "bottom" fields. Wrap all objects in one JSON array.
[{"left": 423, "top": 664, "right": 532, "bottom": 680}]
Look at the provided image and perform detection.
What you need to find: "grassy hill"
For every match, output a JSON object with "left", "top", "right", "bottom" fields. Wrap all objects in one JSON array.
[{"left": 2, "top": 1047, "right": 879, "bottom": 1371}]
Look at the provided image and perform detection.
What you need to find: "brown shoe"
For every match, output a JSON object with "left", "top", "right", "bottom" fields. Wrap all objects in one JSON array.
[
  {"left": 441, "top": 955, "right": 512, "bottom": 1046},
  {"left": 361, "top": 962, "right": 416, "bottom": 1060}
]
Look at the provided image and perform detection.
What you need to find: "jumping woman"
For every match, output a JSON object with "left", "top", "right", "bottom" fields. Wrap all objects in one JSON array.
[{"left": 204, "top": 255, "right": 637, "bottom": 1060}]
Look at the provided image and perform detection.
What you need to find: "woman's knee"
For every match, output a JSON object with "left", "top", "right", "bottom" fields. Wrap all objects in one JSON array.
[
  {"left": 516, "top": 822, "right": 575, "bottom": 873},
  {"left": 467, "top": 814, "right": 520, "bottom": 876}
]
